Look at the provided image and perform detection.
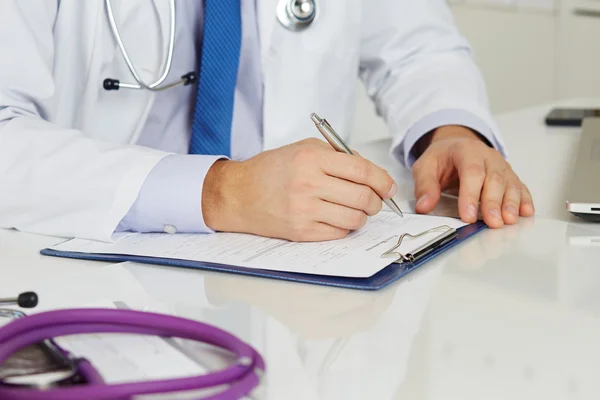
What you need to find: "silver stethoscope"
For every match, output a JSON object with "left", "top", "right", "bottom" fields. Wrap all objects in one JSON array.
[{"left": 103, "top": 0, "right": 317, "bottom": 92}]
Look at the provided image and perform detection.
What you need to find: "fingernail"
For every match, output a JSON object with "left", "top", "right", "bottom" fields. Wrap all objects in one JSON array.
[
  {"left": 505, "top": 205, "right": 518, "bottom": 216},
  {"left": 416, "top": 194, "right": 428, "bottom": 207},
  {"left": 387, "top": 183, "right": 397, "bottom": 198},
  {"left": 467, "top": 204, "right": 478, "bottom": 219},
  {"left": 489, "top": 208, "right": 501, "bottom": 220}
]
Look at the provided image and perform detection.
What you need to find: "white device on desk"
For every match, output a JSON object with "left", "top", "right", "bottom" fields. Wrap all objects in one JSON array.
[{"left": 566, "top": 117, "right": 600, "bottom": 221}]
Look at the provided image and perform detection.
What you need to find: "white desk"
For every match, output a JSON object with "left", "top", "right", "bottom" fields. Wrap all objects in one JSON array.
[{"left": 2, "top": 99, "right": 600, "bottom": 400}]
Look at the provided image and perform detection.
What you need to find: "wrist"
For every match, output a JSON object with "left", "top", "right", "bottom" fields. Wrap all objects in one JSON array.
[
  {"left": 413, "top": 125, "right": 490, "bottom": 158},
  {"left": 202, "top": 160, "right": 243, "bottom": 232},
  {"left": 430, "top": 125, "right": 482, "bottom": 142}
]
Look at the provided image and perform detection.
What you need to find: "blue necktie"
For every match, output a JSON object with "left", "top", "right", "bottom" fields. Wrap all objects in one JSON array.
[{"left": 190, "top": 0, "right": 241, "bottom": 156}]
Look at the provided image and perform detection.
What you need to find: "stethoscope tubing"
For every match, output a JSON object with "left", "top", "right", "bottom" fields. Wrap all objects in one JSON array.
[
  {"left": 105, "top": 0, "right": 177, "bottom": 91},
  {"left": 0, "top": 308, "right": 264, "bottom": 400},
  {"left": 104, "top": 0, "right": 316, "bottom": 91}
]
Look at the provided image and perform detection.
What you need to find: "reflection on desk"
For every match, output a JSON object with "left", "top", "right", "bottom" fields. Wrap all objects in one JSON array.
[
  {"left": 429, "top": 217, "right": 600, "bottom": 400},
  {"left": 122, "top": 260, "right": 440, "bottom": 400}
]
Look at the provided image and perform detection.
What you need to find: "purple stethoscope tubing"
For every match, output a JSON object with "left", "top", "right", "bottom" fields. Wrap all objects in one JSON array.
[{"left": 0, "top": 308, "right": 265, "bottom": 399}]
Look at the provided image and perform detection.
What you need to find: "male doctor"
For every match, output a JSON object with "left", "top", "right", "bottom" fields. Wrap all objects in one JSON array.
[{"left": 0, "top": 0, "right": 533, "bottom": 242}]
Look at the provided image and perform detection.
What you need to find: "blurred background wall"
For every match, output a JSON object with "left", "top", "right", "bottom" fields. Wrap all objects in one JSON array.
[{"left": 351, "top": 0, "right": 600, "bottom": 142}]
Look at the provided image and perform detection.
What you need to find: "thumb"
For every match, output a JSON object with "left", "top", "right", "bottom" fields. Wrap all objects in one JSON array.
[{"left": 412, "top": 159, "right": 442, "bottom": 214}]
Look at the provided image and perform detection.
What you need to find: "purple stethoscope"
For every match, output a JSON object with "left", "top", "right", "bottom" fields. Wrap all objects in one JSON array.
[{"left": 0, "top": 292, "right": 265, "bottom": 399}]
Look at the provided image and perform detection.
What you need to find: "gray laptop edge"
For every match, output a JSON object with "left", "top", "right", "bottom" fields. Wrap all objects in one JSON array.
[{"left": 566, "top": 117, "right": 600, "bottom": 221}]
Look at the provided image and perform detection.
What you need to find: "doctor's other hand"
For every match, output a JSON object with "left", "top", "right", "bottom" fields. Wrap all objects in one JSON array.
[
  {"left": 202, "top": 138, "right": 397, "bottom": 241},
  {"left": 412, "top": 125, "right": 534, "bottom": 228}
]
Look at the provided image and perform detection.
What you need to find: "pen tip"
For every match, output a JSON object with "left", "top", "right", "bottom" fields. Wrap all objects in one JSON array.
[{"left": 310, "top": 113, "right": 321, "bottom": 124}]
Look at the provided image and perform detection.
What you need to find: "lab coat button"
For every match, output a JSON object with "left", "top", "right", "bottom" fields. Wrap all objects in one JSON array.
[{"left": 164, "top": 224, "right": 177, "bottom": 234}]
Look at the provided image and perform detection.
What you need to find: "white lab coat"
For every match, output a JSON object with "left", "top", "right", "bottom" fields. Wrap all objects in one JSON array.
[{"left": 0, "top": 0, "right": 501, "bottom": 241}]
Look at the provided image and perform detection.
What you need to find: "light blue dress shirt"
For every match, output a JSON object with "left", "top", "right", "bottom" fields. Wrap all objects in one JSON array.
[{"left": 118, "top": 0, "right": 499, "bottom": 234}]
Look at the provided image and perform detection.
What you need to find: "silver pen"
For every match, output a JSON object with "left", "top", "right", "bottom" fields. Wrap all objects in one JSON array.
[{"left": 310, "top": 113, "right": 404, "bottom": 218}]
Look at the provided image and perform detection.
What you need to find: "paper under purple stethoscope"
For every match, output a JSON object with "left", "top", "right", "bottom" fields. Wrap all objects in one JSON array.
[{"left": 0, "top": 292, "right": 264, "bottom": 399}]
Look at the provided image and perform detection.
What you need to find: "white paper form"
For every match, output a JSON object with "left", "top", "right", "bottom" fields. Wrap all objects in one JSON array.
[{"left": 50, "top": 212, "right": 467, "bottom": 278}]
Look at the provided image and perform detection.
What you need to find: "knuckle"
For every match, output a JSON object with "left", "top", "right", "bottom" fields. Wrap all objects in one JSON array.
[
  {"left": 317, "top": 151, "right": 337, "bottom": 171},
  {"left": 486, "top": 171, "right": 506, "bottom": 186},
  {"left": 368, "top": 199, "right": 383, "bottom": 216},
  {"left": 484, "top": 199, "right": 502, "bottom": 210},
  {"left": 348, "top": 211, "right": 367, "bottom": 229},
  {"left": 291, "top": 146, "right": 317, "bottom": 165},
  {"left": 350, "top": 159, "right": 369, "bottom": 182},
  {"left": 462, "top": 163, "right": 485, "bottom": 180},
  {"left": 289, "top": 198, "right": 312, "bottom": 217},
  {"left": 287, "top": 173, "right": 315, "bottom": 195},
  {"left": 503, "top": 195, "right": 519, "bottom": 207},
  {"left": 506, "top": 180, "right": 522, "bottom": 192},
  {"left": 356, "top": 187, "right": 372, "bottom": 210}
]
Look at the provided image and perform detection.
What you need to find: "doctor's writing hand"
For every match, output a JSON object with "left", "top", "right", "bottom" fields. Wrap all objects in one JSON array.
[
  {"left": 411, "top": 126, "right": 534, "bottom": 228},
  {"left": 202, "top": 138, "right": 397, "bottom": 242}
]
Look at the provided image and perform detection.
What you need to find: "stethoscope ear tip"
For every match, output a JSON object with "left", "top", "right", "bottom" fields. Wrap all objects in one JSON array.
[
  {"left": 182, "top": 72, "right": 197, "bottom": 86},
  {"left": 103, "top": 78, "right": 120, "bottom": 91},
  {"left": 18, "top": 292, "right": 38, "bottom": 308}
]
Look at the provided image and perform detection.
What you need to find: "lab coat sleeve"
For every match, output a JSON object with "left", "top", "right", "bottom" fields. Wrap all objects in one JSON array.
[
  {"left": 117, "top": 155, "right": 222, "bottom": 234},
  {"left": 0, "top": 1, "right": 167, "bottom": 241},
  {"left": 358, "top": 0, "right": 506, "bottom": 167},
  {"left": 402, "top": 109, "right": 500, "bottom": 167}
]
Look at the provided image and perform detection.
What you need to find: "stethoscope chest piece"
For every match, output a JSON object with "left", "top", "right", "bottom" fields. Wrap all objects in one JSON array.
[{"left": 277, "top": 0, "right": 317, "bottom": 32}]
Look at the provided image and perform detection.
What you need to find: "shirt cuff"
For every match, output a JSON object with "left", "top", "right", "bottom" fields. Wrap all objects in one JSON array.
[
  {"left": 394, "top": 109, "right": 505, "bottom": 168},
  {"left": 116, "top": 154, "right": 224, "bottom": 233}
]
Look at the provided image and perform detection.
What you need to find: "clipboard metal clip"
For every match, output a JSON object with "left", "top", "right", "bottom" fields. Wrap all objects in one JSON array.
[{"left": 381, "top": 225, "right": 458, "bottom": 264}]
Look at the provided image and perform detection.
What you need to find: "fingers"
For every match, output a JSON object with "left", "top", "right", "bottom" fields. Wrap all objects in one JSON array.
[
  {"left": 520, "top": 185, "right": 535, "bottom": 216},
  {"left": 482, "top": 156, "right": 535, "bottom": 227},
  {"left": 456, "top": 156, "right": 486, "bottom": 224},
  {"left": 317, "top": 176, "right": 383, "bottom": 216},
  {"left": 500, "top": 181, "right": 521, "bottom": 224},
  {"left": 412, "top": 157, "right": 442, "bottom": 214},
  {"left": 320, "top": 152, "right": 397, "bottom": 200},
  {"left": 457, "top": 148, "right": 533, "bottom": 228},
  {"left": 480, "top": 166, "right": 507, "bottom": 228},
  {"left": 315, "top": 201, "right": 369, "bottom": 231}
]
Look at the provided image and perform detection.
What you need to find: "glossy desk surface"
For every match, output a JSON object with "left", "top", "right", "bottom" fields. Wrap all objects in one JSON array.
[{"left": 2, "top": 98, "right": 600, "bottom": 399}]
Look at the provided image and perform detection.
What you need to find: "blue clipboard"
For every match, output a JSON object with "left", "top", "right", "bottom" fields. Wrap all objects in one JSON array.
[{"left": 40, "top": 221, "right": 486, "bottom": 291}]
